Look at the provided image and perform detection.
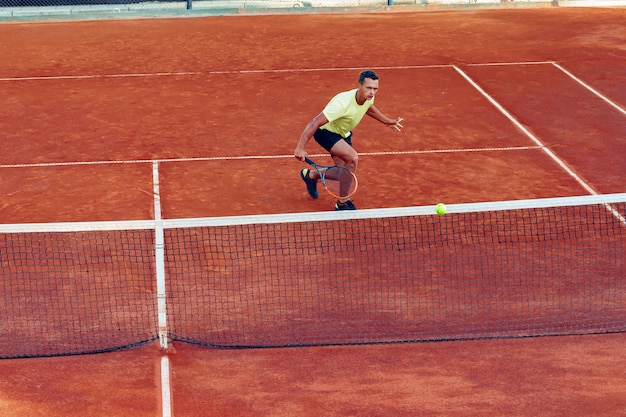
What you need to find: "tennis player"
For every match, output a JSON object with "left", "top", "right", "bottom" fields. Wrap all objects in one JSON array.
[{"left": 294, "top": 69, "right": 403, "bottom": 210}]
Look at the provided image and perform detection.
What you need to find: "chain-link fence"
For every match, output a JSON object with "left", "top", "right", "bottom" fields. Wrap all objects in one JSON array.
[
  {"left": 0, "top": 0, "right": 526, "bottom": 18},
  {"left": 0, "top": 0, "right": 397, "bottom": 9},
  {"left": 0, "top": 0, "right": 561, "bottom": 21}
]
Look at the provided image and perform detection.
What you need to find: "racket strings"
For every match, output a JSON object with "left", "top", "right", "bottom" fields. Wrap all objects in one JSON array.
[{"left": 323, "top": 166, "right": 357, "bottom": 199}]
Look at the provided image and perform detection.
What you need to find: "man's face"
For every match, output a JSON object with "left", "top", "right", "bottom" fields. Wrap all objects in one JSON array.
[{"left": 356, "top": 78, "right": 379, "bottom": 102}]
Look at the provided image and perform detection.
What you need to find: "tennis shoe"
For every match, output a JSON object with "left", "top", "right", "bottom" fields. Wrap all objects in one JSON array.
[
  {"left": 334, "top": 200, "right": 357, "bottom": 211},
  {"left": 300, "top": 169, "right": 319, "bottom": 199}
]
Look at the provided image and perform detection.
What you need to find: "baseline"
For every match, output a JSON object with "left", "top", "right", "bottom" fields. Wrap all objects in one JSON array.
[{"left": 0, "top": 61, "right": 554, "bottom": 82}]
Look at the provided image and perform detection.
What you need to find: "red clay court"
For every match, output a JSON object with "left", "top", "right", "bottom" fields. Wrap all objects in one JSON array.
[{"left": 0, "top": 5, "right": 625, "bottom": 417}]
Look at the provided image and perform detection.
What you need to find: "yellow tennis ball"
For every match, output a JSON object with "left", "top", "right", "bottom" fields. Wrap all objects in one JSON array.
[{"left": 435, "top": 203, "right": 447, "bottom": 216}]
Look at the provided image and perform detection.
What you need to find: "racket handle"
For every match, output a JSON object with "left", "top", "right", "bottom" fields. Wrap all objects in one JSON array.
[{"left": 304, "top": 157, "right": 315, "bottom": 165}]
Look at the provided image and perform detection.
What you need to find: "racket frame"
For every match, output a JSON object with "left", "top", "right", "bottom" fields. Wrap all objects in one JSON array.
[{"left": 304, "top": 157, "right": 358, "bottom": 199}]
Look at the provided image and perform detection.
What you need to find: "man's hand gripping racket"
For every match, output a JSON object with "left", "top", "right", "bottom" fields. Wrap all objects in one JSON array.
[{"left": 304, "top": 157, "right": 358, "bottom": 200}]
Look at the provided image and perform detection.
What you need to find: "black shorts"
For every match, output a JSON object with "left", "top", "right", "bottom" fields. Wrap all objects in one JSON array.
[{"left": 313, "top": 128, "right": 353, "bottom": 153}]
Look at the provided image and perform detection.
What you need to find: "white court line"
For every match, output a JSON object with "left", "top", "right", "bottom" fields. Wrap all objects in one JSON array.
[
  {"left": 359, "top": 146, "right": 541, "bottom": 157},
  {"left": 207, "top": 64, "right": 454, "bottom": 75},
  {"left": 152, "top": 162, "right": 163, "bottom": 222},
  {"left": 0, "top": 65, "right": 448, "bottom": 81},
  {"left": 161, "top": 356, "right": 172, "bottom": 417},
  {"left": 0, "top": 65, "right": 446, "bottom": 81},
  {"left": 0, "top": 61, "right": 554, "bottom": 82},
  {"left": 0, "top": 147, "right": 541, "bottom": 169},
  {"left": 0, "top": 72, "right": 203, "bottom": 82},
  {"left": 466, "top": 61, "right": 555, "bottom": 67},
  {"left": 453, "top": 65, "right": 599, "bottom": 196},
  {"left": 552, "top": 62, "right": 626, "bottom": 117}
]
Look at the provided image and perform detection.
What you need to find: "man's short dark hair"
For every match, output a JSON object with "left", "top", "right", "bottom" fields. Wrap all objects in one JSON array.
[{"left": 359, "top": 69, "right": 379, "bottom": 84}]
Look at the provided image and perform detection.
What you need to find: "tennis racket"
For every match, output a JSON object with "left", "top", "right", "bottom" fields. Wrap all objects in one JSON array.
[{"left": 304, "top": 157, "right": 358, "bottom": 199}]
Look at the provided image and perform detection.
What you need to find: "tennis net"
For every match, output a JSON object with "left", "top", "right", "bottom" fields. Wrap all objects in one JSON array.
[{"left": 1, "top": 193, "right": 625, "bottom": 358}]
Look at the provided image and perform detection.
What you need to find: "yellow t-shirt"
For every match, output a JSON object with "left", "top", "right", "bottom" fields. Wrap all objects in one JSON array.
[{"left": 321, "top": 89, "right": 374, "bottom": 138}]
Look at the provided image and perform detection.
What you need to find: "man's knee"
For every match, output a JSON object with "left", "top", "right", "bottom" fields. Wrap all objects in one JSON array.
[{"left": 333, "top": 153, "right": 357, "bottom": 170}]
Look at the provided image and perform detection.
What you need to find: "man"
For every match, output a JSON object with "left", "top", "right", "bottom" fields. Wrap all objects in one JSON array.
[{"left": 294, "top": 69, "right": 403, "bottom": 210}]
